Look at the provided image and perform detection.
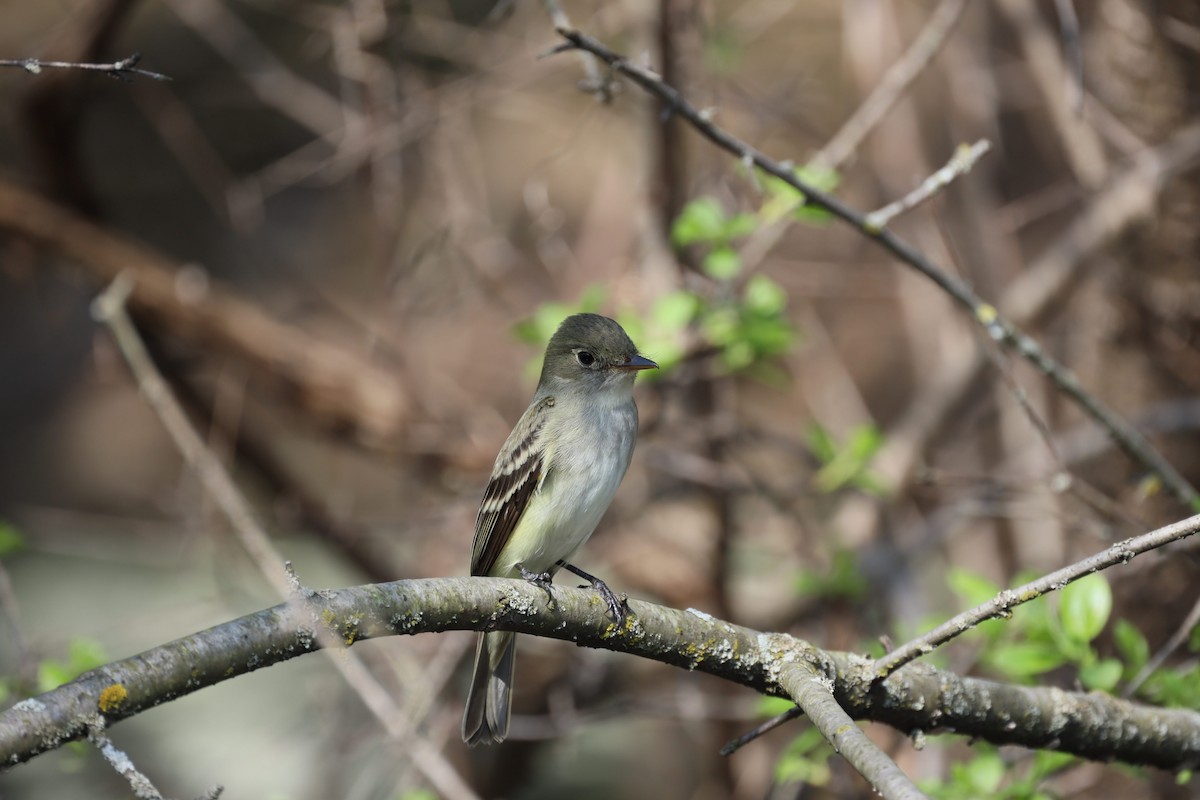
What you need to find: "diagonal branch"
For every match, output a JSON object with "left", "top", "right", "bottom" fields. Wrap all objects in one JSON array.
[
  {"left": 779, "top": 662, "right": 927, "bottom": 799},
  {"left": 551, "top": 26, "right": 1200, "bottom": 512},
  {"left": 0, "top": 178, "right": 408, "bottom": 445},
  {"left": 811, "top": 0, "right": 969, "bottom": 171},
  {"left": 875, "top": 512, "right": 1200, "bottom": 678}
]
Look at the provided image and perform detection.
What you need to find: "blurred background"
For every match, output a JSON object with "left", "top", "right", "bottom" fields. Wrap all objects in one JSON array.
[{"left": 2, "top": 1, "right": 1199, "bottom": 798}]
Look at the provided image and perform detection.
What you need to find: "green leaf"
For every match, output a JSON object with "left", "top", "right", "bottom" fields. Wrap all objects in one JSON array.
[
  {"left": 653, "top": 290, "right": 701, "bottom": 331},
  {"left": 1060, "top": 573, "right": 1112, "bottom": 644},
  {"left": 701, "top": 307, "right": 740, "bottom": 345},
  {"left": 796, "top": 163, "right": 841, "bottom": 193},
  {"left": 1080, "top": 658, "right": 1123, "bottom": 692},
  {"left": 756, "top": 696, "right": 796, "bottom": 718},
  {"left": 963, "top": 751, "right": 1005, "bottom": 794},
  {"left": 1189, "top": 623, "right": 1200, "bottom": 654},
  {"left": 512, "top": 287, "right": 607, "bottom": 345},
  {"left": 791, "top": 165, "right": 841, "bottom": 223},
  {"left": 720, "top": 339, "right": 755, "bottom": 370},
  {"left": 37, "top": 661, "right": 73, "bottom": 694},
  {"left": 758, "top": 175, "right": 806, "bottom": 225},
  {"left": 724, "top": 212, "right": 758, "bottom": 239},
  {"left": 399, "top": 791, "right": 439, "bottom": 800},
  {"left": 0, "top": 522, "right": 23, "bottom": 556},
  {"left": 1029, "top": 749, "right": 1078, "bottom": 779},
  {"left": 986, "top": 642, "right": 1068, "bottom": 678},
  {"left": 773, "top": 726, "right": 833, "bottom": 786},
  {"left": 672, "top": 197, "right": 727, "bottom": 246},
  {"left": 848, "top": 425, "right": 883, "bottom": 459},
  {"left": 1143, "top": 664, "right": 1200, "bottom": 708},
  {"left": 1113, "top": 619, "right": 1149, "bottom": 672},
  {"left": 743, "top": 275, "right": 787, "bottom": 315},
  {"left": 703, "top": 246, "right": 742, "bottom": 280},
  {"left": 759, "top": 165, "right": 841, "bottom": 225},
  {"left": 947, "top": 568, "right": 1001, "bottom": 608},
  {"left": 36, "top": 637, "right": 109, "bottom": 693},
  {"left": 68, "top": 638, "right": 107, "bottom": 672},
  {"left": 740, "top": 314, "right": 793, "bottom": 355},
  {"left": 794, "top": 549, "right": 868, "bottom": 601},
  {"left": 805, "top": 423, "right": 836, "bottom": 464}
]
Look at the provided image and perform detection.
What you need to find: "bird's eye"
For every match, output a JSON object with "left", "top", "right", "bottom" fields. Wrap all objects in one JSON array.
[{"left": 576, "top": 350, "right": 596, "bottom": 367}]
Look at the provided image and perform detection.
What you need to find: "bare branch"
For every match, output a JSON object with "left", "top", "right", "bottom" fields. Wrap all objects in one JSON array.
[
  {"left": 551, "top": 26, "right": 1200, "bottom": 512},
  {"left": 812, "top": 0, "right": 969, "bottom": 171},
  {"left": 90, "top": 278, "right": 477, "bottom": 800},
  {"left": 875, "top": 512, "right": 1200, "bottom": 678},
  {"left": 0, "top": 52, "right": 169, "bottom": 81},
  {"left": 865, "top": 139, "right": 993, "bottom": 229},
  {"left": 0, "top": 178, "right": 408, "bottom": 445}
]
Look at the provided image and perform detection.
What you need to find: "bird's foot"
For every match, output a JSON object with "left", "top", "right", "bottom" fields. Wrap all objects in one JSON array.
[
  {"left": 517, "top": 563, "right": 556, "bottom": 607},
  {"left": 558, "top": 560, "right": 629, "bottom": 625}
]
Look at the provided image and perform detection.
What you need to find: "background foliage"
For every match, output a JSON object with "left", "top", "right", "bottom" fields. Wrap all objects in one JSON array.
[{"left": 2, "top": 1, "right": 1199, "bottom": 798}]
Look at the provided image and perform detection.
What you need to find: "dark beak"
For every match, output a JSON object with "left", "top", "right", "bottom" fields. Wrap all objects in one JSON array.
[{"left": 616, "top": 354, "right": 658, "bottom": 371}]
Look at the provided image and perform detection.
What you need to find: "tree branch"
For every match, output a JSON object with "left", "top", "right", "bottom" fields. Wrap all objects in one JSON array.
[
  {"left": 0, "top": 52, "right": 169, "bottom": 81},
  {"left": 4, "top": 579, "right": 1199, "bottom": 773},
  {"left": 875, "top": 512, "right": 1200, "bottom": 678},
  {"left": 779, "top": 662, "right": 927, "bottom": 799},
  {"left": 551, "top": 26, "right": 1200, "bottom": 512},
  {"left": 0, "top": 178, "right": 408, "bottom": 445}
]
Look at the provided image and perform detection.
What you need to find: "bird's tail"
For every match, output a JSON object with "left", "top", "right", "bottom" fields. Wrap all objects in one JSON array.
[{"left": 462, "top": 631, "right": 516, "bottom": 745}]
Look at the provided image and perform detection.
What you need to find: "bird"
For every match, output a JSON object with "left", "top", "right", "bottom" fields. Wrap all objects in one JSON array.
[{"left": 462, "top": 313, "right": 656, "bottom": 746}]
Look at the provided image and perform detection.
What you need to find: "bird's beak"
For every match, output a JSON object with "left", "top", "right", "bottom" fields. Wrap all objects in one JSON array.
[{"left": 616, "top": 354, "right": 658, "bottom": 371}]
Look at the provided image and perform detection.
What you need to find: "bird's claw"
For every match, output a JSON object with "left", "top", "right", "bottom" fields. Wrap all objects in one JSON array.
[
  {"left": 584, "top": 576, "right": 629, "bottom": 625},
  {"left": 555, "top": 560, "right": 630, "bottom": 624},
  {"left": 517, "top": 563, "right": 556, "bottom": 606}
]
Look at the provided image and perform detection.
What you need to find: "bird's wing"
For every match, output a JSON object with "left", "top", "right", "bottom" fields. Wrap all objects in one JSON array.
[{"left": 470, "top": 396, "right": 555, "bottom": 577}]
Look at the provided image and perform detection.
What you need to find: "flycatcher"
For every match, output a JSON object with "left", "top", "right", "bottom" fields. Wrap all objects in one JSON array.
[{"left": 462, "top": 313, "right": 656, "bottom": 746}]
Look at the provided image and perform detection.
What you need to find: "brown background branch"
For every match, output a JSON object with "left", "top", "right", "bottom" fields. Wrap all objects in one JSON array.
[{"left": 0, "top": 178, "right": 408, "bottom": 445}]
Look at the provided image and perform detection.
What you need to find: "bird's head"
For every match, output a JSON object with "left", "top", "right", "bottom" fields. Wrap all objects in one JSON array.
[{"left": 538, "top": 313, "right": 657, "bottom": 391}]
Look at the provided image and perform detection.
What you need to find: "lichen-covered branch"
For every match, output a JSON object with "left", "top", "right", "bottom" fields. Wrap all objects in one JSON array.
[
  {"left": 3, "top": 578, "right": 1199, "bottom": 773},
  {"left": 778, "top": 661, "right": 927, "bottom": 799}
]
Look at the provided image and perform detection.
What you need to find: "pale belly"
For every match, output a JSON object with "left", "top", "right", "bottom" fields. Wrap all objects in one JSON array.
[{"left": 490, "top": 407, "right": 636, "bottom": 578}]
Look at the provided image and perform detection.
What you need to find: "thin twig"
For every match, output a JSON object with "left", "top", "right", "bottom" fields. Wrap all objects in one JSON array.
[
  {"left": 865, "top": 139, "right": 993, "bottom": 229},
  {"left": 90, "top": 276, "right": 479, "bottom": 800},
  {"left": 812, "top": 0, "right": 969, "bottom": 171},
  {"left": 875, "top": 513, "right": 1200, "bottom": 678},
  {"left": 719, "top": 705, "right": 802, "bottom": 756},
  {"left": 540, "top": 0, "right": 614, "bottom": 102},
  {"left": 1124, "top": 594, "right": 1200, "bottom": 697},
  {"left": 88, "top": 713, "right": 220, "bottom": 799},
  {"left": 996, "top": 0, "right": 1106, "bottom": 187},
  {"left": 1052, "top": 0, "right": 1084, "bottom": 112},
  {"left": 0, "top": 52, "right": 170, "bottom": 81},
  {"left": 0, "top": 559, "right": 30, "bottom": 681},
  {"left": 552, "top": 26, "right": 1200, "bottom": 513},
  {"left": 91, "top": 274, "right": 293, "bottom": 599},
  {"left": 741, "top": 0, "right": 968, "bottom": 274}
]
